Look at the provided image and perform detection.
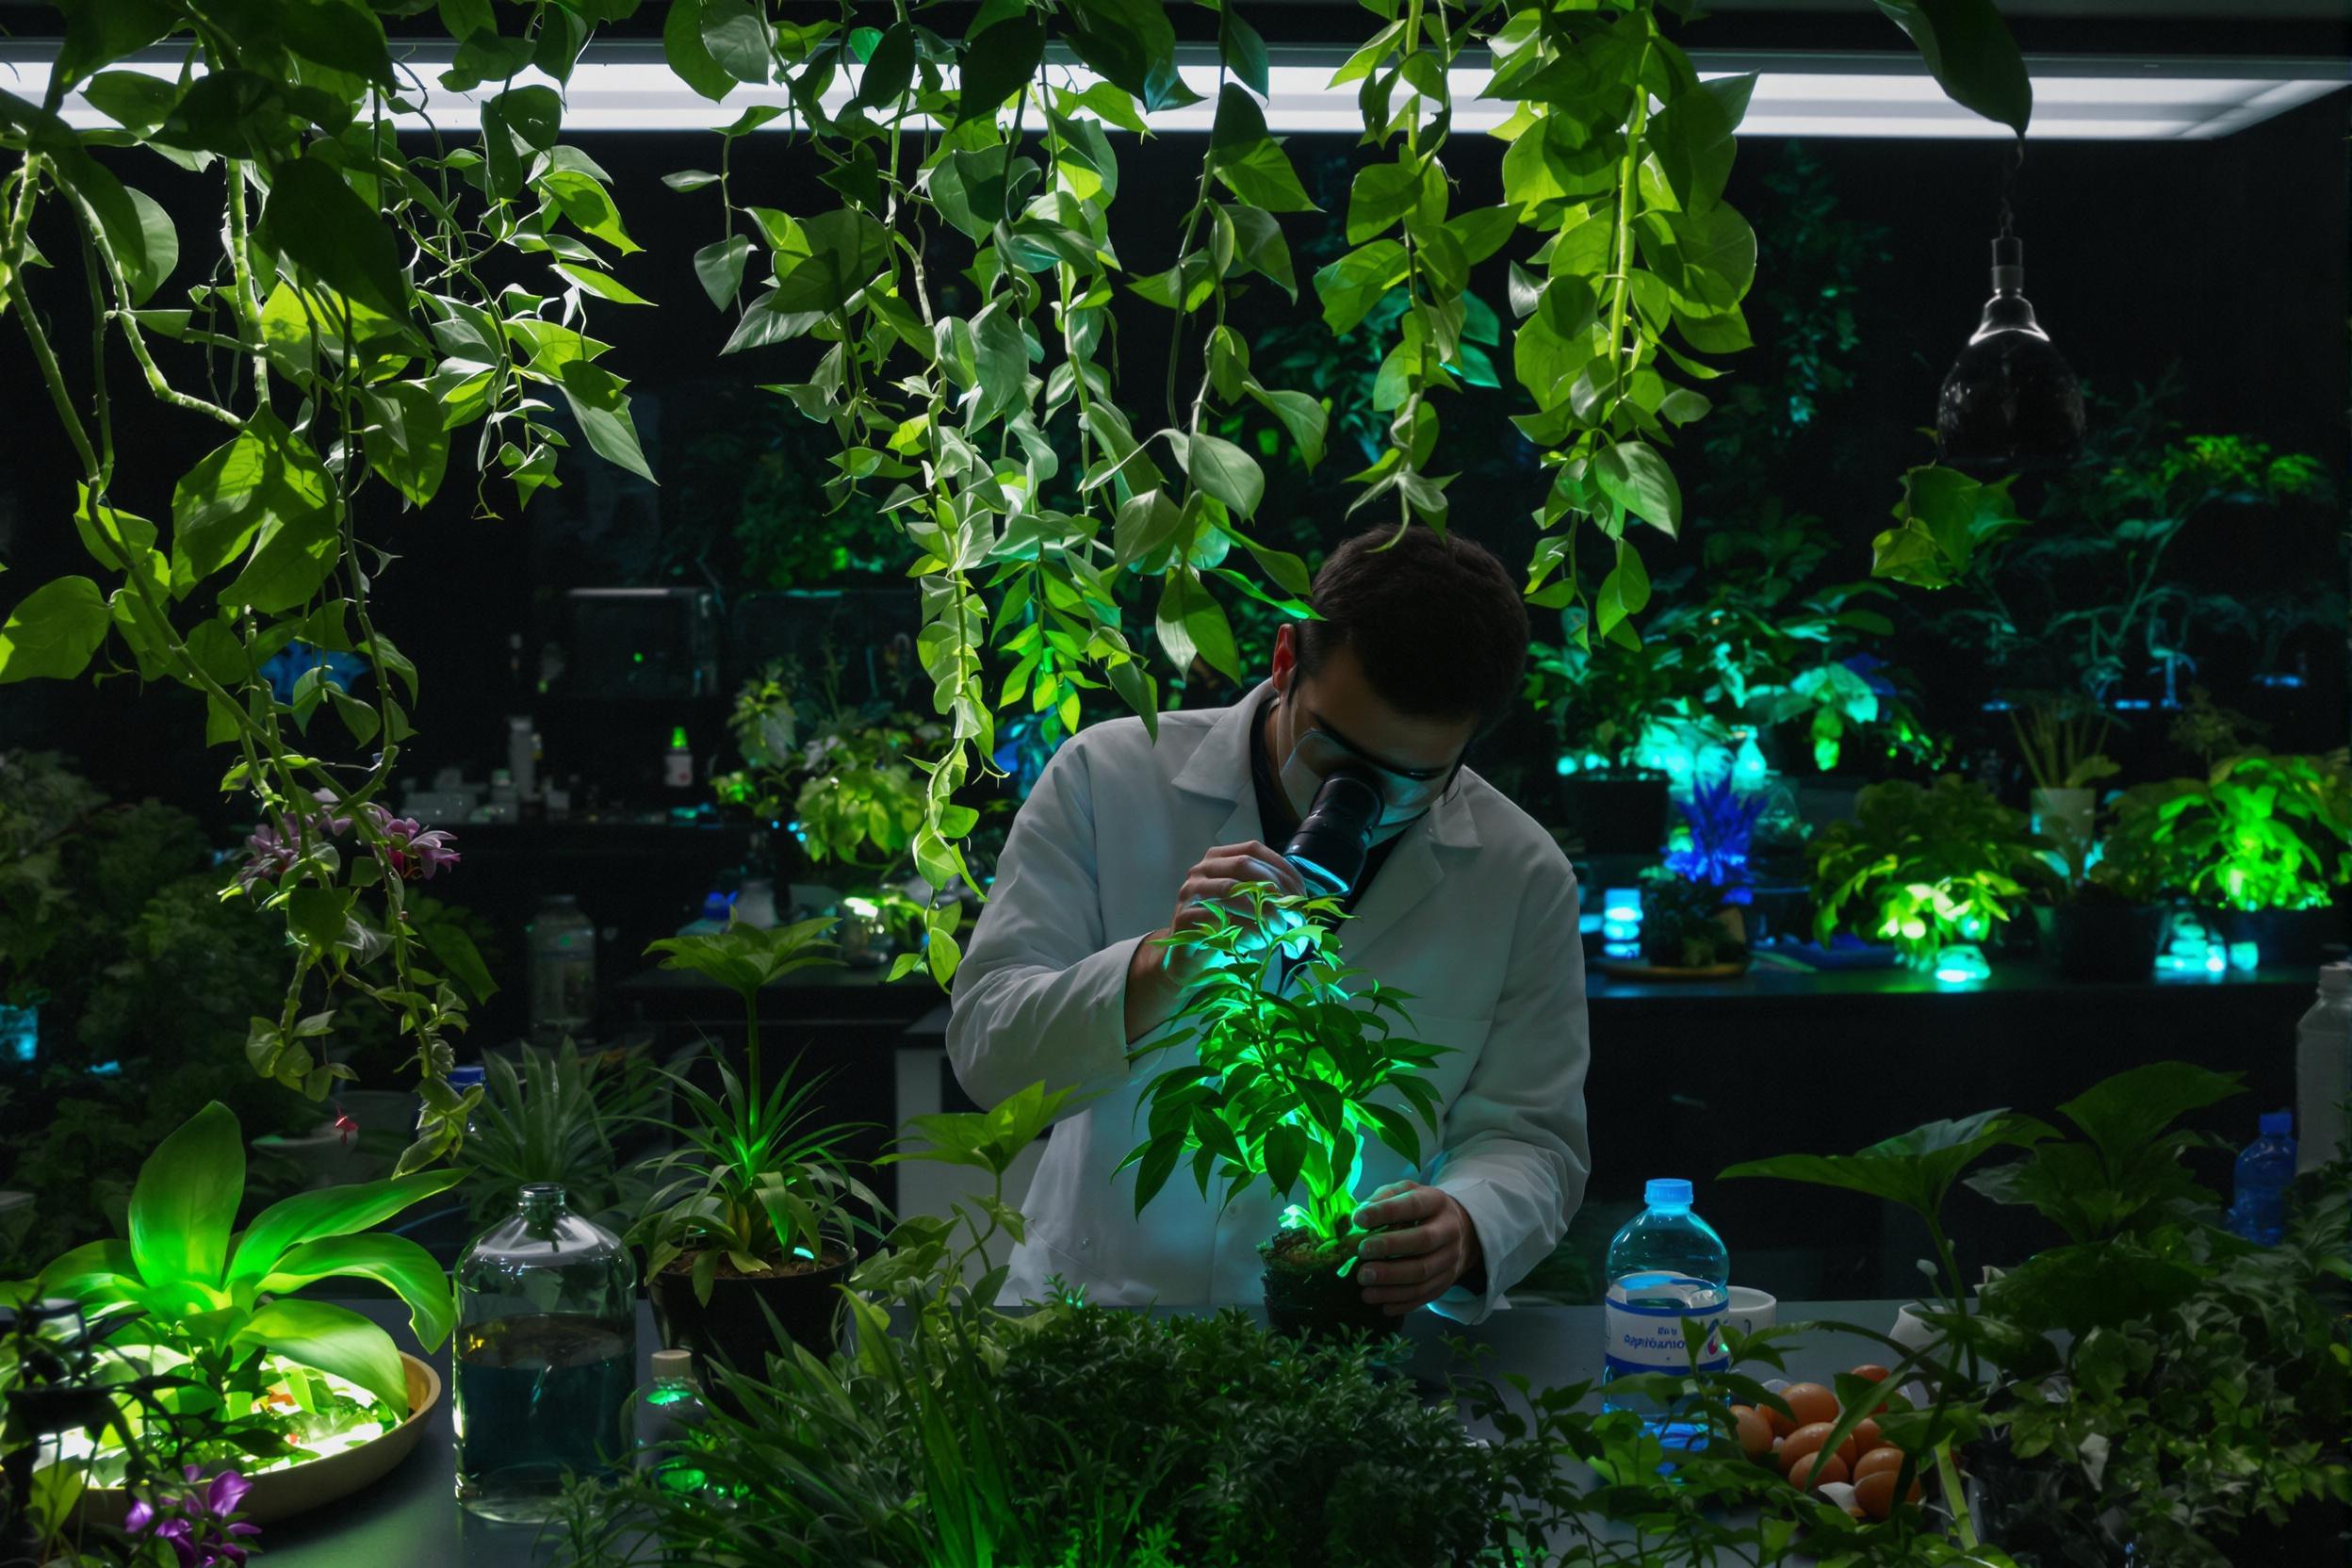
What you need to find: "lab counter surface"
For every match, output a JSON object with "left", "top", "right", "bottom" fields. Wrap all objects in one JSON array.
[{"left": 261, "top": 1295, "right": 1916, "bottom": 1567}]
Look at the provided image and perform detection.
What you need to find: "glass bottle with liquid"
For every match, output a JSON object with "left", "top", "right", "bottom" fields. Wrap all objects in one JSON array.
[
  {"left": 636, "top": 1348, "right": 712, "bottom": 1495},
  {"left": 453, "top": 1184, "right": 638, "bottom": 1523}
]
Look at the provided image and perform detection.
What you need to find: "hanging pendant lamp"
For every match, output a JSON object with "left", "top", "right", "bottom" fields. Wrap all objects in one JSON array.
[{"left": 1936, "top": 227, "right": 2085, "bottom": 471}]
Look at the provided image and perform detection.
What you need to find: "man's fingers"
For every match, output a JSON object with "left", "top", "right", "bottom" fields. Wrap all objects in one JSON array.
[
  {"left": 1358, "top": 1223, "right": 1443, "bottom": 1262},
  {"left": 1354, "top": 1187, "right": 1442, "bottom": 1231}
]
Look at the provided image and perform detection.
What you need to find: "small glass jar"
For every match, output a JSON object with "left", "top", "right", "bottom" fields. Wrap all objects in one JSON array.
[{"left": 453, "top": 1184, "right": 637, "bottom": 1523}]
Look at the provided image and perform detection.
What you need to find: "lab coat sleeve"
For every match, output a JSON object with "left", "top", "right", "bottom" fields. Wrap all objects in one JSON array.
[
  {"left": 947, "top": 738, "right": 1143, "bottom": 1113},
  {"left": 1428, "top": 859, "right": 1592, "bottom": 1325}
]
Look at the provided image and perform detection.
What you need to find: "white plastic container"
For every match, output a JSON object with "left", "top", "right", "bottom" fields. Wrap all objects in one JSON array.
[{"left": 2295, "top": 963, "right": 2351, "bottom": 1174}]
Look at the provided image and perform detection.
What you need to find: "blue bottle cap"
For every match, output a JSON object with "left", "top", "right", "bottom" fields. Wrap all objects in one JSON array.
[
  {"left": 1645, "top": 1178, "right": 1693, "bottom": 1210},
  {"left": 448, "top": 1065, "right": 486, "bottom": 1090},
  {"left": 2260, "top": 1111, "right": 2293, "bottom": 1136}
]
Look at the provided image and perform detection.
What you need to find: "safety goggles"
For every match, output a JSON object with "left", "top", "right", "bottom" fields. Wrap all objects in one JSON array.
[{"left": 1291, "top": 717, "right": 1461, "bottom": 823}]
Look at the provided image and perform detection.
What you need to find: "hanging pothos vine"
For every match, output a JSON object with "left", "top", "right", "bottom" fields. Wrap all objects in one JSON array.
[{"left": 0, "top": 0, "right": 2027, "bottom": 1164}]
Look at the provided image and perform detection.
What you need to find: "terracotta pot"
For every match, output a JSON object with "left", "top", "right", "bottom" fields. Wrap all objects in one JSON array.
[
  {"left": 1258, "top": 1229, "right": 1395, "bottom": 1344},
  {"left": 2034, "top": 904, "right": 2162, "bottom": 982},
  {"left": 647, "top": 1250, "right": 853, "bottom": 1402},
  {"left": 74, "top": 1354, "right": 440, "bottom": 1527}
]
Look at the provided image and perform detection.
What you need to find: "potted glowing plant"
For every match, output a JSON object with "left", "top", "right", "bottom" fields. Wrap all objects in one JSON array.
[
  {"left": 5, "top": 1102, "right": 459, "bottom": 1523},
  {"left": 629, "top": 917, "right": 882, "bottom": 1395},
  {"left": 1119, "top": 890, "right": 1450, "bottom": 1341},
  {"left": 2111, "top": 752, "right": 2352, "bottom": 968},
  {"left": 1809, "top": 776, "right": 2057, "bottom": 974}
]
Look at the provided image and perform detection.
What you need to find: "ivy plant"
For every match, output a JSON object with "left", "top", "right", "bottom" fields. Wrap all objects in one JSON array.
[{"left": 1, "top": 0, "right": 2034, "bottom": 1120}]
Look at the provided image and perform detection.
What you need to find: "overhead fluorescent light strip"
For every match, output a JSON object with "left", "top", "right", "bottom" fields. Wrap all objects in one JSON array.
[{"left": 3, "top": 46, "right": 2342, "bottom": 141}]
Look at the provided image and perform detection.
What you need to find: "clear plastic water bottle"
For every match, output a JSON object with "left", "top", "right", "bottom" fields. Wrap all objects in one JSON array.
[
  {"left": 528, "top": 895, "right": 596, "bottom": 1041},
  {"left": 1602, "top": 1178, "right": 1729, "bottom": 1446},
  {"left": 637, "top": 1348, "right": 711, "bottom": 1494},
  {"left": 2295, "top": 964, "right": 2351, "bottom": 1175},
  {"left": 2227, "top": 1113, "right": 2297, "bottom": 1246}
]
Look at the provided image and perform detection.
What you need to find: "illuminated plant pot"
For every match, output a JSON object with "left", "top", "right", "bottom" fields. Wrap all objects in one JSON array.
[
  {"left": 1259, "top": 1227, "right": 1393, "bottom": 1344},
  {"left": 74, "top": 1356, "right": 441, "bottom": 1528},
  {"left": 647, "top": 1249, "right": 853, "bottom": 1411},
  {"left": 2215, "top": 906, "right": 2348, "bottom": 970},
  {"left": 2033, "top": 904, "right": 2163, "bottom": 982}
]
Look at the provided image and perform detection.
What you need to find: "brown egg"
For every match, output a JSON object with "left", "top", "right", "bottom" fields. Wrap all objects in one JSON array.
[
  {"left": 1852, "top": 1446, "right": 1910, "bottom": 1484},
  {"left": 1850, "top": 1417, "right": 1883, "bottom": 1457},
  {"left": 1781, "top": 1381, "right": 1839, "bottom": 1429},
  {"left": 1732, "top": 1405, "right": 1773, "bottom": 1462},
  {"left": 1758, "top": 1396, "right": 1796, "bottom": 1437},
  {"left": 1849, "top": 1363, "right": 1891, "bottom": 1383},
  {"left": 1783, "top": 1420, "right": 1867, "bottom": 1472},
  {"left": 1787, "top": 1450, "right": 1850, "bottom": 1491},
  {"left": 1854, "top": 1467, "right": 1922, "bottom": 1518}
]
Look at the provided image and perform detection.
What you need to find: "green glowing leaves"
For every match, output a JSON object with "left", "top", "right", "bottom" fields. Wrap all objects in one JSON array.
[
  {"left": 1314, "top": 240, "right": 1408, "bottom": 336},
  {"left": 1186, "top": 432, "right": 1264, "bottom": 523},
  {"left": 1871, "top": 465, "right": 2027, "bottom": 589},
  {"left": 1593, "top": 537, "right": 1651, "bottom": 645},
  {"left": 237, "top": 1298, "right": 410, "bottom": 1417},
  {"left": 127, "top": 1100, "right": 243, "bottom": 1292}
]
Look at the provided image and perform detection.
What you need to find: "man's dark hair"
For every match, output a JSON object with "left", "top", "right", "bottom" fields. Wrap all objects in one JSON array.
[{"left": 1297, "top": 525, "right": 1528, "bottom": 734}]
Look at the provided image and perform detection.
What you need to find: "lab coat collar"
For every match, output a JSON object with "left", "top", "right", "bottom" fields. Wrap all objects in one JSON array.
[{"left": 1169, "top": 679, "right": 1481, "bottom": 855}]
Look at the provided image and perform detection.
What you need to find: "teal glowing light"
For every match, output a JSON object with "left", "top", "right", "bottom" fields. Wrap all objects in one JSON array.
[
  {"left": 1732, "top": 732, "right": 1769, "bottom": 792},
  {"left": 1932, "top": 944, "right": 1991, "bottom": 984},
  {"left": 1556, "top": 754, "right": 1576, "bottom": 776},
  {"left": 792, "top": 1245, "right": 817, "bottom": 1261},
  {"left": 0, "top": 1004, "right": 34, "bottom": 1065},
  {"left": 2229, "top": 940, "right": 2261, "bottom": 973}
]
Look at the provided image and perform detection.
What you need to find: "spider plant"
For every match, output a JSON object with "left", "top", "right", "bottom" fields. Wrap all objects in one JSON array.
[
  {"left": 629, "top": 917, "right": 881, "bottom": 1301},
  {"left": 462, "top": 1040, "right": 659, "bottom": 1228}
]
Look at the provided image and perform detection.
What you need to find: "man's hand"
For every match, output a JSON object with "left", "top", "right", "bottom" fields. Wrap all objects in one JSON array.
[
  {"left": 1351, "top": 1181, "right": 1484, "bottom": 1317},
  {"left": 1123, "top": 841, "right": 1304, "bottom": 1041}
]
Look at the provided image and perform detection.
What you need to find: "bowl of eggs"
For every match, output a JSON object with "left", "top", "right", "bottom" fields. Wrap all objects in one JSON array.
[{"left": 1730, "top": 1366, "right": 1931, "bottom": 1523}]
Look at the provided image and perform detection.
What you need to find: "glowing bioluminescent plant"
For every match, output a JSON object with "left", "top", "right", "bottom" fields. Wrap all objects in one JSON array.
[
  {"left": 1810, "top": 776, "right": 2056, "bottom": 968},
  {"left": 2110, "top": 752, "right": 2352, "bottom": 915},
  {"left": 6, "top": 1102, "right": 461, "bottom": 1480},
  {"left": 1118, "top": 888, "right": 1449, "bottom": 1257}
]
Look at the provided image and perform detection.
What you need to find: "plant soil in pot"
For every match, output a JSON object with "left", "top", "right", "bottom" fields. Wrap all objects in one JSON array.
[
  {"left": 1259, "top": 1228, "right": 1394, "bottom": 1344},
  {"left": 2034, "top": 903, "right": 2162, "bottom": 982},
  {"left": 649, "top": 1248, "right": 854, "bottom": 1399}
]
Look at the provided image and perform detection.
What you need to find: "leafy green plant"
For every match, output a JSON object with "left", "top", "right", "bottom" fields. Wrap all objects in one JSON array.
[
  {"left": 2108, "top": 751, "right": 2352, "bottom": 913},
  {"left": 558, "top": 1084, "right": 1097, "bottom": 1568},
  {"left": 1889, "top": 384, "right": 2334, "bottom": 707},
  {"left": 1637, "top": 867, "right": 1747, "bottom": 970},
  {"left": 1119, "top": 889, "right": 1449, "bottom": 1256},
  {"left": 6, "top": 1102, "right": 460, "bottom": 1481},
  {"left": 631, "top": 917, "right": 881, "bottom": 1302},
  {"left": 1810, "top": 776, "right": 2058, "bottom": 965},
  {"left": 461, "top": 1040, "right": 658, "bottom": 1229},
  {"left": 1736, "top": 1062, "right": 2352, "bottom": 1567}
]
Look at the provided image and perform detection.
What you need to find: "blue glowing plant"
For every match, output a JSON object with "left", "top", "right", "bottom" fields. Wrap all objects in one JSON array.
[{"left": 1664, "top": 778, "right": 1771, "bottom": 904}]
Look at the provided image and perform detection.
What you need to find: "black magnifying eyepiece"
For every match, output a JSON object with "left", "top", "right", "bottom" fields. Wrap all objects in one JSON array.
[{"left": 1282, "top": 765, "right": 1384, "bottom": 898}]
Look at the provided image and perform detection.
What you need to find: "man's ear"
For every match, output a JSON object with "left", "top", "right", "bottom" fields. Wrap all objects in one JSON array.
[{"left": 1269, "top": 622, "right": 1296, "bottom": 697}]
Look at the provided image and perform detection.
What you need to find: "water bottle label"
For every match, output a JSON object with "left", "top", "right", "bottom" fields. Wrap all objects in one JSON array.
[{"left": 1604, "top": 1278, "right": 1728, "bottom": 1378}]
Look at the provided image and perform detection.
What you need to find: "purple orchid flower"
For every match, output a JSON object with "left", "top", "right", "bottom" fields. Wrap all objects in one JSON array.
[
  {"left": 362, "top": 803, "right": 460, "bottom": 881},
  {"left": 123, "top": 1466, "right": 262, "bottom": 1567}
]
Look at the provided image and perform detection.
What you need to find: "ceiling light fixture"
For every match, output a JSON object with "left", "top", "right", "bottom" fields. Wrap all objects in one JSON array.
[{"left": 2, "top": 43, "right": 2342, "bottom": 141}]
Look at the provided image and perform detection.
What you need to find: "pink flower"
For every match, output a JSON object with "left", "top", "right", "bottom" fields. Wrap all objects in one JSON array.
[{"left": 363, "top": 804, "right": 460, "bottom": 881}]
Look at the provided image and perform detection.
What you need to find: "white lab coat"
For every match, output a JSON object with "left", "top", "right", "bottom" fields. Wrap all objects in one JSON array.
[{"left": 946, "top": 680, "right": 1592, "bottom": 1323}]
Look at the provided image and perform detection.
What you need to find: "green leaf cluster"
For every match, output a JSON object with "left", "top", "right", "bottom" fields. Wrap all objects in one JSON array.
[
  {"left": 2105, "top": 750, "right": 2352, "bottom": 913},
  {"left": 8, "top": 1102, "right": 459, "bottom": 1432},
  {"left": 1808, "top": 776, "right": 2058, "bottom": 964},
  {"left": 1118, "top": 888, "right": 1450, "bottom": 1250}
]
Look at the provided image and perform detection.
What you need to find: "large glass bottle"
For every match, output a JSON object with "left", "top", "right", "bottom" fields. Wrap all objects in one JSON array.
[{"left": 453, "top": 1184, "right": 638, "bottom": 1523}]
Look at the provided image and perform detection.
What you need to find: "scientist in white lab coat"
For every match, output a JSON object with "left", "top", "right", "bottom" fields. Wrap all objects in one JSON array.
[{"left": 947, "top": 525, "right": 1590, "bottom": 1324}]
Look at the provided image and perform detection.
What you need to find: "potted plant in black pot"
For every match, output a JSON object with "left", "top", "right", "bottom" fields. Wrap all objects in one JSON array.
[
  {"left": 1120, "top": 889, "right": 1450, "bottom": 1343},
  {"left": 2112, "top": 751, "right": 2352, "bottom": 969},
  {"left": 629, "top": 917, "right": 882, "bottom": 1398},
  {"left": 2033, "top": 799, "right": 2169, "bottom": 983}
]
